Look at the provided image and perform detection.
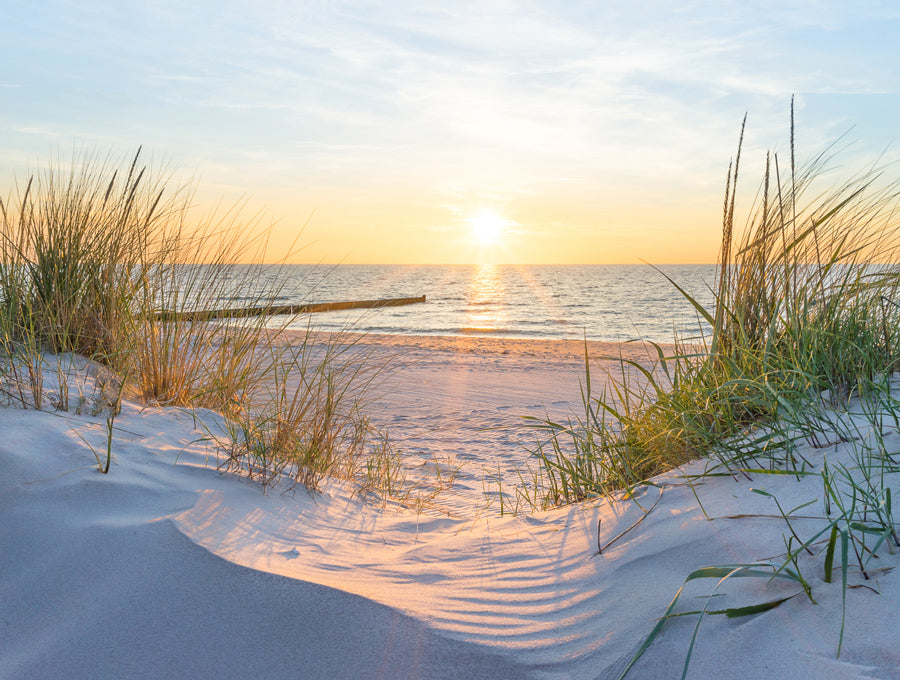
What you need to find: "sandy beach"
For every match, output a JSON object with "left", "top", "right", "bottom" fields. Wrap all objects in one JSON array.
[
  {"left": 3, "top": 334, "right": 900, "bottom": 679},
  {"left": 302, "top": 332, "right": 676, "bottom": 516}
]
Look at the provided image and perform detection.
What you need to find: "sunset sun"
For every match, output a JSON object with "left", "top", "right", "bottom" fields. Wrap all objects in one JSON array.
[{"left": 468, "top": 212, "right": 506, "bottom": 245}]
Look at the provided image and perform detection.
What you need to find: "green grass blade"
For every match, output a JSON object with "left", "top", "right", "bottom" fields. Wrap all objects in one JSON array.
[
  {"left": 616, "top": 583, "right": 687, "bottom": 680},
  {"left": 721, "top": 593, "right": 800, "bottom": 618},
  {"left": 646, "top": 263, "right": 716, "bottom": 328},
  {"left": 838, "top": 528, "right": 849, "bottom": 657},
  {"left": 823, "top": 524, "right": 838, "bottom": 584}
]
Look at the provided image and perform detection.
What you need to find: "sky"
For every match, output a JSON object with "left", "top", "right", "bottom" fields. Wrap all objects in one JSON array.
[{"left": 3, "top": 1, "right": 900, "bottom": 264}]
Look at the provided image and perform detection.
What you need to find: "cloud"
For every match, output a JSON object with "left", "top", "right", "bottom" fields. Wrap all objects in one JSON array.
[{"left": 3, "top": 0, "right": 899, "bottom": 208}]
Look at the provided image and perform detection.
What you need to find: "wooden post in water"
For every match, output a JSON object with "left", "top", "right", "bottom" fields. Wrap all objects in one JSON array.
[{"left": 150, "top": 295, "right": 426, "bottom": 323}]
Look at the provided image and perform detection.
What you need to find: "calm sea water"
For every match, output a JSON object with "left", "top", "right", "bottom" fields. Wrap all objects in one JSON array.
[{"left": 221, "top": 264, "right": 719, "bottom": 343}]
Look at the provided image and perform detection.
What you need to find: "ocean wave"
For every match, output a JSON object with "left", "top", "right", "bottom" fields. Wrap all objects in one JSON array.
[
  {"left": 257, "top": 264, "right": 717, "bottom": 343},
  {"left": 458, "top": 326, "right": 519, "bottom": 335}
]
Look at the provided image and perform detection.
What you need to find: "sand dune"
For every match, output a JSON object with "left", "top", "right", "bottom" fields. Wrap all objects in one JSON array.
[{"left": 3, "top": 336, "right": 899, "bottom": 679}]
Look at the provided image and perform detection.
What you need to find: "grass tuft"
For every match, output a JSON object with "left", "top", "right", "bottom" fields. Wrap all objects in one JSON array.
[
  {"left": 526, "top": 107, "right": 900, "bottom": 672},
  {"left": 528, "top": 109, "right": 900, "bottom": 506},
  {"left": 0, "top": 149, "right": 410, "bottom": 498}
]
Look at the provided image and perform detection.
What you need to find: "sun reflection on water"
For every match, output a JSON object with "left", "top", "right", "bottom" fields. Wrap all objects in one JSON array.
[{"left": 464, "top": 264, "right": 507, "bottom": 334}]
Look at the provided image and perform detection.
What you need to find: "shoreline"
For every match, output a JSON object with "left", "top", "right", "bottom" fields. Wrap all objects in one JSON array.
[{"left": 280, "top": 327, "right": 685, "bottom": 363}]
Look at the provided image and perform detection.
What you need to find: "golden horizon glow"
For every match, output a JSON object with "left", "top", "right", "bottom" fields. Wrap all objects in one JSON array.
[{"left": 251, "top": 186, "right": 725, "bottom": 265}]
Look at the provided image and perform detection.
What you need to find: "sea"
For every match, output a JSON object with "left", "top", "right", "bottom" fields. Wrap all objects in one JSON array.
[{"left": 224, "top": 264, "right": 719, "bottom": 344}]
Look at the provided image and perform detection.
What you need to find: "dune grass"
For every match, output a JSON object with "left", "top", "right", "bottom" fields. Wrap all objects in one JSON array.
[
  {"left": 0, "top": 149, "right": 406, "bottom": 497},
  {"left": 523, "top": 107, "right": 900, "bottom": 674},
  {"left": 528, "top": 112, "right": 900, "bottom": 506}
]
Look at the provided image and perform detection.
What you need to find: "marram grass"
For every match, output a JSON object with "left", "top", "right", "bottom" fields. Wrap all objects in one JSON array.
[
  {"left": 0, "top": 149, "right": 416, "bottom": 500},
  {"left": 528, "top": 113, "right": 900, "bottom": 506},
  {"left": 524, "top": 108, "right": 900, "bottom": 676}
]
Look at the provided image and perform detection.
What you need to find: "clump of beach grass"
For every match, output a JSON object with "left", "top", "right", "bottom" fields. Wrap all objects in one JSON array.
[
  {"left": 0, "top": 149, "right": 168, "bottom": 365},
  {"left": 525, "top": 104, "right": 900, "bottom": 674},
  {"left": 528, "top": 109, "right": 900, "bottom": 505},
  {"left": 0, "top": 149, "right": 404, "bottom": 496}
]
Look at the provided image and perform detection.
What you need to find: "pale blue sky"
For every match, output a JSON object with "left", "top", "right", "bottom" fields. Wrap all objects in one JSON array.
[{"left": 3, "top": 1, "right": 899, "bottom": 263}]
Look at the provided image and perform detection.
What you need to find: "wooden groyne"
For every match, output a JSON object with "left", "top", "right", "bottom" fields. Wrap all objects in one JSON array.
[{"left": 151, "top": 295, "right": 426, "bottom": 322}]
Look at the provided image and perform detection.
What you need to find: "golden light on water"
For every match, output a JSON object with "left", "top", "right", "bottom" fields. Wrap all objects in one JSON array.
[{"left": 464, "top": 264, "right": 506, "bottom": 333}]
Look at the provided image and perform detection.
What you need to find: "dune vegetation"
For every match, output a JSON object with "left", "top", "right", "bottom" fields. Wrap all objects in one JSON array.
[
  {"left": 530, "top": 111, "right": 900, "bottom": 504},
  {"left": 0, "top": 149, "right": 404, "bottom": 496},
  {"left": 526, "top": 107, "right": 900, "bottom": 675}
]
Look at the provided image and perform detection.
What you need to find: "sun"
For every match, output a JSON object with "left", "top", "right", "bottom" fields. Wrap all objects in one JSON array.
[{"left": 468, "top": 212, "right": 506, "bottom": 245}]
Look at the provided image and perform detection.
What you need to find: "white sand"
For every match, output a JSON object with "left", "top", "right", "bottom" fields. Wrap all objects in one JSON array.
[{"left": 2, "top": 337, "right": 900, "bottom": 679}]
